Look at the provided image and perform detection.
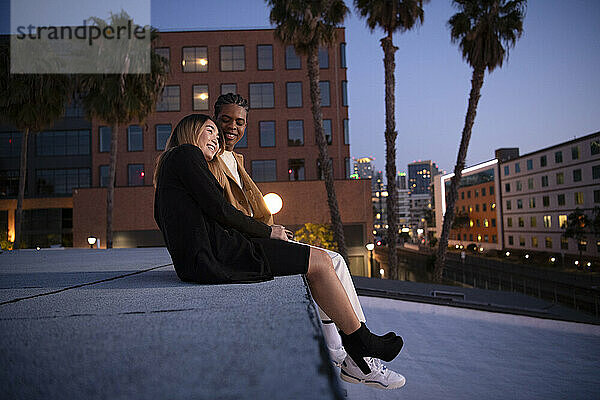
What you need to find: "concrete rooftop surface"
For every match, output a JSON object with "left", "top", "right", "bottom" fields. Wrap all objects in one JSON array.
[{"left": 2, "top": 248, "right": 600, "bottom": 400}]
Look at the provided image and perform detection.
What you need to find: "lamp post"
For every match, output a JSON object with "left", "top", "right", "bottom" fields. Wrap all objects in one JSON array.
[
  {"left": 366, "top": 243, "right": 375, "bottom": 278},
  {"left": 87, "top": 236, "right": 97, "bottom": 249}
]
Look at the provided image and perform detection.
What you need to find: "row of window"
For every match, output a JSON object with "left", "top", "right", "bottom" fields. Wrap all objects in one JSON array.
[
  {"left": 1, "top": 131, "right": 91, "bottom": 158},
  {"left": 504, "top": 165, "right": 600, "bottom": 192},
  {"left": 459, "top": 203, "right": 497, "bottom": 213},
  {"left": 507, "top": 214, "right": 566, "bottom": 229},
  {"left": 505, "top": 235, "right": 599, "bottom": 252},
  {"left": 99, "top": 119, "right": 350, "bottom": 153},
  {"left": 503, "top": 139, "right": 600, "bottom": 176},
  {"left": 505, "top": 190, "right": 600, "bottom": 210},
  {"left": 156, "top": 80, "right": 349, "bottom": 111},
  {"left": 465, "top": 218, "right": 496, "bottom": 228},
  {"left": 459, "top": 185, "right": 494, "bottom": 199},
  {"left": 155, "top": 43, "right": 347, "bottom": 73},
  {"left": 456, "top": 233, "right": 498, "bottom": 243}
]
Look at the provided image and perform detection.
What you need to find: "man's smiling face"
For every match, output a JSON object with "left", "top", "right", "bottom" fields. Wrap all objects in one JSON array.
[{"left": 216, "top": 104, "right": 247, "bottom": 151}]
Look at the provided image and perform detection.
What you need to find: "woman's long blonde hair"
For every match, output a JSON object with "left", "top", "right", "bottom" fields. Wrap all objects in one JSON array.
[{"left": 153, "top": 114, "right": 223, "bottom": 187}]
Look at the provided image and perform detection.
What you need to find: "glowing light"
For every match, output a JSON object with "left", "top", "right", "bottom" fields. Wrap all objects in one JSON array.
[
  {"left": 366, "top": 243, "right": 375, "bottom": 251},
  {"left": 505, "top": 251, "right": 510, "bottom": 257},
  {"left": 263, "top": 193, "right": 283, "bottom": 215},
  {"left": 525, "top": 254, "right": 529, "bottom": 259},
  {"left": 140, "top": 171, "right": 145, "bottom": 177},
  {"left": 379, "top": 268, "right": 384, "bottom": 277},
  {"left": 87, "top": 237, "right": 97, "bottom": 246},
  {"left": 401, "top": 227, "right": 410, "bottom": 233},
  {"left": 198, "top": 58, "right": 208, "bottom": 66},
  {"left": 199, "top": 93, "right": 208, "bottom": 100},
  {"left": 479, "top": 247, "right": 484, "bottom": 252},
  {"left": 575, "top": 260, "right": 579, "bottom": 266},
  {"left": 550, "top": 257, "right": 556, "bottom": 263},
  {"left": 587, "top": 262, "right": 592, "bottom": 267}
]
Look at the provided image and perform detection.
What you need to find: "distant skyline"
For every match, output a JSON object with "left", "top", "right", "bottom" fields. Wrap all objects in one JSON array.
[{"left": 2, "top": 0, "right": 599, "bottom": 177}]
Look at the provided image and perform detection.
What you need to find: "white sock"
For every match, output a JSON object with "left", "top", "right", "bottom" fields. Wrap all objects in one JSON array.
[{"left": 322, "top": 322, "right": 343, "bottom": 349}]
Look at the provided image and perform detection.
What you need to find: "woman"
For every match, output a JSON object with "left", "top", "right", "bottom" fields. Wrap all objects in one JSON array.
[{"left": 153, "top": 114, "right": 403, "bottom": 375}]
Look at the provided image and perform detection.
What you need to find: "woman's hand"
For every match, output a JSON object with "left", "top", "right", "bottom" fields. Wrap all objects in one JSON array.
[{"left": 270, "top": 225, "right": 289, "bottom": 241}]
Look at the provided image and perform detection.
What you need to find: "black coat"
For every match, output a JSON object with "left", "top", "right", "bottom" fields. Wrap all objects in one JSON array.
[{"left": 154, "top": 144, "right": 274, "bottom": 284}]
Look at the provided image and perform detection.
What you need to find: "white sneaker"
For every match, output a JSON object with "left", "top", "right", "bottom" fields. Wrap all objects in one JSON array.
[
  {"left": 328, "top": 346, "right": 347, "bottom": 368},
  {"left": 340, "top": 356, "right": 406, "bottom": 390}
]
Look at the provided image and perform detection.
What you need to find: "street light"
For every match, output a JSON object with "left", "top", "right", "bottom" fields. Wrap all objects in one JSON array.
[
  {"left": 263, "top": 193, "right": 283, "bottom": 215},
  {"left": 366, "top": 243, "right": 375, "bottom": 278},
  {"left": 87, "top": 236, "right": 97, "bottom": 249}
]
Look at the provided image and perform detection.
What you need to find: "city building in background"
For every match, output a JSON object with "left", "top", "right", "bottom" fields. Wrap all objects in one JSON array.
[
  {"left": 396, "top": 171, "right": 407, "bottom": 190},
  {"left": 434, "top": 159, "right": 503, "bottom": 251},
  {"left": 352, "top": 157, "right": 374, "bottom": 180},
  {"left": 500, "top": 132, "right": 599, "bottom": 258},
  {"left": 408, "top": 160, "right": 439, "bottom": 195},
  {"left": 0, "top": 28, "right": 376, "bottom": 275}
]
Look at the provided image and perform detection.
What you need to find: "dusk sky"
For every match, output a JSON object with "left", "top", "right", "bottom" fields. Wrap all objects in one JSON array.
[{"left": 3, "top": 0, "right": 599, "bottom": 176}]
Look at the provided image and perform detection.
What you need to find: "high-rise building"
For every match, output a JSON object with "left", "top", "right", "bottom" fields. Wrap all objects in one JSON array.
[
  {"left": 353, "top": 157, "right": 374, "bottom": 180},
  {"left": 396, "top": 172, "right": 407, "bottom": 190},
  {"left": 408, "top": 160, "right": 439, "bottom": 195}
]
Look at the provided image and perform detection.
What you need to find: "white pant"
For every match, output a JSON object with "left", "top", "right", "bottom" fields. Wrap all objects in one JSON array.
[{"left": 293, "top": 241, "right": 366, "bottom": 323}]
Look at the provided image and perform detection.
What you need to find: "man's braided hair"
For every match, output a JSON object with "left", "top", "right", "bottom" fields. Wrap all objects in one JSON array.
[{"left": 214, "top": 93, "right": 249, "bottom": 119}]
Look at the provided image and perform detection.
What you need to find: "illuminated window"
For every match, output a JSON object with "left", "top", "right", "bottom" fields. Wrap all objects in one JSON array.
[
  {"left": 543, "top": 215, "right": 551, "bottom": 228},
  {"left": 192, "top": 84, "right": 209, "bottom": 111},
  {"left": 574, "top": 192, "right": 584, "bottom": 205},
  {"left": 530, "top": 216, "right": 536, "bottom": 227},
  {"left": 469, "top": 220, "right": 474, "bottom": 227},
  {"left": 183, "top": 47, "right": 208, "bottom": 72},
  {"left": 518, "top": 217, "right": 524, "bottom": 227},
  {"left": 529, "top": 197, "right": 536, "bottom": 208},
  {"left": 531, "top": 237, "right": 538, "bottom": 248},
  {"left": 559, "top": 214, "right": 567, "bottom": 228},
  {"left": 483, "top": 219, "right": 489, "bottom": 227},
  {"left": 545, "top": 237, "right": 553, "bottom": 249}
]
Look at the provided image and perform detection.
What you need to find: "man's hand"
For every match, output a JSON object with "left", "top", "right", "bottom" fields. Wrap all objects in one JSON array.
[{"left": 270, "top": 225, "right": 289, "bottom": 241}]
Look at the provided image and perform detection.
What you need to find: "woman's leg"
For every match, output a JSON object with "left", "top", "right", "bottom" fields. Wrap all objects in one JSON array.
[{"left": 305, "top": 248, "right": 361, "bottom": 335}]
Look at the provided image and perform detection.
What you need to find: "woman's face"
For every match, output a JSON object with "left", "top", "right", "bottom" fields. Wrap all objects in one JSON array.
[{"left": 196, "top": 120, "right": 220, "bottom": 161}]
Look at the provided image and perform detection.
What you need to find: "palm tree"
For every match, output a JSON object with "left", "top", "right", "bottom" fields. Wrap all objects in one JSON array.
[
  {"left": 354, "top": 0, "right": 429, "bottom": 280},
  {"left": 0, "top": 40, "right": 73, "bottom": 249},
  {"left": 434, "top": 0, "right": 526, "bottom": 282},
  {"left": 267, "top": 0, "right": 350, "bottom": 262},
  {"left": 79, "top": 14, "right": 167, "bottom": 248}
]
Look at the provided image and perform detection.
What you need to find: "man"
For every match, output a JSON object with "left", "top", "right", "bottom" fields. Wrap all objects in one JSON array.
[{"left": 209, "top": 93, "right": 405, "bottom": 390}]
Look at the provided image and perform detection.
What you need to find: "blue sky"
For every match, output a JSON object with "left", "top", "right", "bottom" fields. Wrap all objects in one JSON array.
[{"left": 3, "top": 0, "right": 599, "bottom": 175}]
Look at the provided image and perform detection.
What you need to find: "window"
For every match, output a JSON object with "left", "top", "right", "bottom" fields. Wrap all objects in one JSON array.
[
  {"left": 318, "top": 47, "right": 329, "bottom": 68},
  {"left": 558, "top": 193, "right": 566, "bottom": 206},
  {"left": 515, "top": 163, "right": 521, "bottom": 173},
  {"left": 319, "top": 81, "right": 331, "bottom": 107},
  {"left": 340, "top": 43, "right": 347, "bottom": 68},
  {"left": 235, "top": 132, "right": 247, "bottom": 149},
  {"left": 323, "top": 119, "right": 332, "bottom": 145},
  {"left": 287, "top": 120, "right": 304, "bottom": 146},
  {"left": 555, "top": 151, "right": 563, "bottom": 163},
  {"left": 155, "top": 124, "right": 171, "bottom": 151},
  {"left": 0, "top": 170, "right": 20, "bottom": 197},
  {"left": 0, "top": 132, "right": 22, "bottom": 157},
  {"left": 519, "top": 237, "right": 525, "bottom": 246},
  {"left": 490, "top": 186, "right": 494, "bottom": 195},
  {"left": 506, "top": 200, "right": 511, "bottom": 210},
  {"left": 541, "top": 176, "right": 548, "bottom": 187},
  {"left": 470, "top": 234, "right": 474, "bottom": 241},
  {"left": 286, "top": 82, "right": 303, "bottom": 108},
  {"left": 99, "top": 127, "right": 111, "bottom": 153},
  {"left": 36, "top": 168, "right": 90, "bottom": 195},
  {"left": 483, "top": 219, "right": 489, "bottom": 227},
  {"left": 517, "top": 199, "right": 523, "bottom": 209},
  {"left": 285, "top": 46, "right": 301, "bottom": 69},
  {"left": 492, "top": 235, "right": 497, "bottom": 243},
  {"left": 220, "top": 45, "right": 245, "bottom": 71},
  {"left": 491, "top": 202, "right": 496, "bottom": 210},
  {"left": 559, "top": 214, "right": 567, "bottom": 228},
  {"left": 591, "top": 139, "right": 600, "bottom": 155},
  {"left": 127, "top": 125, "right": 143, "bottom": 151},
  {"left": 531, "top": 237, "right": 538, "bottom": 248},
  {"left": 257, "top": 45, "right": 273, "bottom": 70},
  {"left": 556, "top": 172, "right": 564, "bottom": 185},
  {"left": 475, "top": 189, "right": 479, "bottom": 197},
  {"left": 592, "top": 165, "right": 600, "bottom": 179},
  {"left": 128, "top": 164, "right": 145, "bottom": 186},
  {"left": 288, "top": 159, "right": 305, "bottom": 181},
  {"left": 527, "top": 160, "right": 533, "bottom": 170},
  {"left": 507, "top": 217, "right": 512, "bottom": 227},
  {"left": 341, "top": 81, "right": 348, "bottom": 106},
  {"left": 467, "top": 190, "right": 471, "bottom": 198},
  {"left": 249, "top": 83, "right": 274, "bottom": 108},
  {"left": 37, "top": 130, "right": 90, "bottom": 156},
  {"left": 343, "top": 119, "right": 350, "bottom": 144},
  {"left": 156, "top": 85, "right": 180, "bottom": 111},
  {"left": 99, "top": 165, "right": 109, "bottom": 187},
  {"left": 182, "top": 47, "right": 207, "bottom": 72},
  {"left": 482, "top": 203, "right": 487, "bottom": 211},
  {"left": 155, "top": 47, "right": 170, "bottom": 72},
  {"left": 561, "top": 237, "right": 568, "bottom": 250},
  {"left": 530, "top": 216, "right": 537, "bottom": 227},
  {"left": 504, "top": 166, "right": 510, "bottom": 175},
  {"left": 595, "top": 190, "right": 600, "bottom": 203},
  {"left": 221, "top": 83, "right": 237, "bottom": 95},
  {"left": 529, "top": 197, "right": 535, "bottom": 208},
  {"left": 252, "top": 160, "right": 277, "bottom": 182},
  {"left": 475, "top": 204, "right": 479, "bottom": 212},
  {"left": 259, "top": 121, "right": 275, "bottom": 147},
  {"left": 491, "top": 218, "right": 496, "bottom": 227},
  {"left": 528, "top": 178, "right": 534, "bottom": 189},
  {"left": 574, "top": 192, "right": 584, "bottom": 205},
  {"left": 571, "top": 146, "right": 579, "bottom": 160},
  {"left": 578, "top": 240, "right": 587, "bottom": 252},
  {"left": 461, "top": 192, "right": 465, "bottom": 200},
  {"left": 543, "top": 196, "right": 550, "bottom": 207},
  {"left": 505, "top": 183, "right": 510, "bottom": 192},
  {"left": 543, "top": 215, "right": 551, "bottom": 228},
  {"left": 516, "top": 181, "right": 522, "bottom": 191},
  {"left": 545, "top": 237, "right": 553, "bottom": 249},
  {"left": 540, "top": 155, "right": 547, "bottom": 167},
  {"left": 573, "top": 169, "right": 582, "bottom": 182},
  {"left": 482, "top": 188, "right": 486, "bottom": 196},
  {"left": 508, "top": 236, "right": 514, "bottom": 245},
  {"left": 518, "top": 217, "right": 524, "bottom": 227},
  {"left": 192, "top": 84, "right": 209, "bottom": 110}
]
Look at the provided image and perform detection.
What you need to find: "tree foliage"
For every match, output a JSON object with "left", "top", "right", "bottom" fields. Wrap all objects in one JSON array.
[{"left": 294, "top": 223, "right": 338, "bottom": 252}]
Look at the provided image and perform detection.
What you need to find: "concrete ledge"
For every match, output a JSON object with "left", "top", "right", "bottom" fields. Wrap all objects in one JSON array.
[{"left": 0, "top": 248, "right": 342, "bottom": 399}]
